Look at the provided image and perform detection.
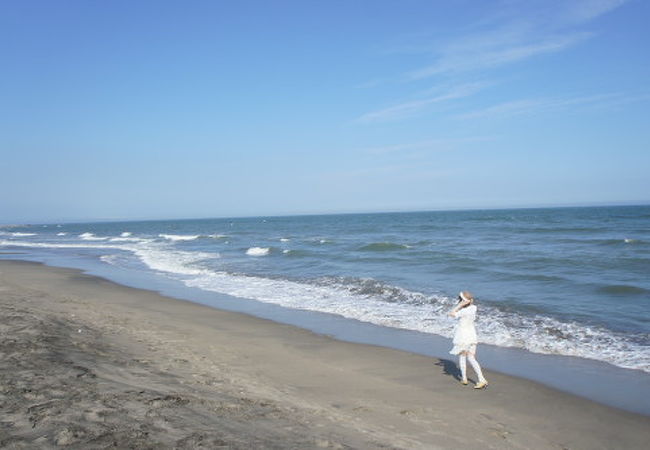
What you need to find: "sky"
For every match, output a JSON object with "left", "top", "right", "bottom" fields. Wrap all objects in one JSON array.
[{"left": 1, "top": 0, "right": 649, "bottom": 222}]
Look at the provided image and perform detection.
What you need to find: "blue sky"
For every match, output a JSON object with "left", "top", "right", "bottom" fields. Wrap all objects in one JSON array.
[{"left": 1, "top": 0, "right": 648, "bottom": 222}]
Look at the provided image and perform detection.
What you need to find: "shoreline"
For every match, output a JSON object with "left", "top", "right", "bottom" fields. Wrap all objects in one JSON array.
[
  {"left": 3, "top": 251, "right": 650, "bottom": 416},
  {"left": 1, "top": 260, "right": 649, "bottom": 448}
]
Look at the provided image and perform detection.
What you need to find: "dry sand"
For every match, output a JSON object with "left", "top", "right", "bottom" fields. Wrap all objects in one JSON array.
[{"left": 1, "top": 260, "right": 648, "bottom": 449}]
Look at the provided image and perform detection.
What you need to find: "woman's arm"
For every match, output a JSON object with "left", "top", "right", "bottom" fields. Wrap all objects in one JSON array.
[{"left": 448, "top": 298, "right": 470, "bottom": 317}]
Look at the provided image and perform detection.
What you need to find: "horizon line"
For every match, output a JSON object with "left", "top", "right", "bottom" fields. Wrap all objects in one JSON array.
[{"left": 3, "top": 200, "right": 649, "bottom": 226}]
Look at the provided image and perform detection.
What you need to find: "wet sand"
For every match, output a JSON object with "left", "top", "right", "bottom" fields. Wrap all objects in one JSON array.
[{"left": 1, "top": 260, "right": 648, "bottom": 449}]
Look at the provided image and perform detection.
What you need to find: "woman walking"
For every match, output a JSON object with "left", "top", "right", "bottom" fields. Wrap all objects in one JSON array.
[{"left": 449, "top": 291, "right": 488, "bottom": 389}]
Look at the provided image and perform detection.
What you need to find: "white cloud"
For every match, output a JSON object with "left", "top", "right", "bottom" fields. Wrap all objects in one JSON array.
[
  {"left": 407, "top": 32, "right": 591, "bottom": 79},
  {"left": 355, "top": 0, "right": 629, "bottom": 125},
  {"left": 560, "top": 0, "right": 627, "bottom": 25},
  {"left": 403, "top": 0, "right": 625, "bottom": 80},
  {"left": 456, "top": 93, "right": 628, "bottom": 120},
  {"left": 356, "top": 82, "right": 489, "bottom": 123}
]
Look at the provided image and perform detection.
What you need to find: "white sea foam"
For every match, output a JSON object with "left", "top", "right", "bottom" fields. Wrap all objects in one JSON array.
[
  {"left": 246, "top": 247, "right": 270, "bottom": 256},
  {"left": 0, "top": 238, "right": 217, "bottom": 277},
  {"left": 0, "top": 240, "right": 116, "bottom": 250},
  {"left": 79, "top": 232, "right": 108, "bottom": 241},
  {"left": 1, "top": 237, "right": 648, "bottom": 373},
  {"left": 120, "top": 232, "right": 132, "bottom": 237},
  {"left": 100, "top": 254, "right": 120, "bottom": 265},
  {"left": 94, "top": 240, "right": 217, "bottom": 276},
  {"left": 280, "top": 238, "right": 291, "bottom": 242},
  {"left": 109, "top": 237, "right": 146, "bottom": 242},
  {"left": 12, "top": 232, "right": 36, "bottom": 237},
  {"left": 159, "top": 234, "right": 200, "bottom": 241},
  {"left": 131, "top": 246, "right": 217, "bottom": 276},
  {"left": 57, "top": 232, "right": 67, "bottom": 236},
  {"left": 182, "top": 271, "right": 650, "bottom": 373}
]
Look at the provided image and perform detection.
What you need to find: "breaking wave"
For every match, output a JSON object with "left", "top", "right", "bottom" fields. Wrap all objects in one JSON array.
[
  {"left": 79, "top": 233, "right": 108, "bottom": 241},
  {"left": 246, "top": 247, "right": 270, "bottom": 256},
  {"left": 2, "top": 207, "right": 649, "bottom": 376},
  {"left": 181, "top": 271, "right": 649, "bottom": 373},
  {"left": 159, "top": 234, "right": 200, "bottom": 241}
]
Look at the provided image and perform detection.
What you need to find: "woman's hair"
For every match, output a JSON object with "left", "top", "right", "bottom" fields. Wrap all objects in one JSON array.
[{"left": 458, "top": 291, "right": 475, "bottom": 308}]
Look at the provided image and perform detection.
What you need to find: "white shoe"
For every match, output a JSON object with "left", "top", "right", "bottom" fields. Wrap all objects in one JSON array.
[{"left": 474, "top": 380, "right": 488, "bottom": 389}]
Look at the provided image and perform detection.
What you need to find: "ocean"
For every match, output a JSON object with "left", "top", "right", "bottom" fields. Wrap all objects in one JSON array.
[{"left": 2, "top": 205, "right": 649, "bottom": 375}]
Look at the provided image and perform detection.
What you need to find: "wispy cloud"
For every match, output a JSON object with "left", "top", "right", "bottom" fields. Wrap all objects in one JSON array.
[
  {"left": 356, "top": 82, "right": 489, "bottom": 123},
  {"left": 355, "top": 0, "right": 628, "bottom": 124},
  {"left": 455, "top": 93, "right": 636, "bottom": 120},
  {"left": 407, "top": 32, "right": 591, "bottom": 79},
  {"left": 560, "top": 0, "right": 627, "bottom": 25},
  {"left": 405, "top": 0, "right": 626, "bottom": 79}
]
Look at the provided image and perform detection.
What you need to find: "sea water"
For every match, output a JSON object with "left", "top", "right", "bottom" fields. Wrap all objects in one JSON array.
[{"left": 2, "top": 205, "right": 649, "bottom": 374}]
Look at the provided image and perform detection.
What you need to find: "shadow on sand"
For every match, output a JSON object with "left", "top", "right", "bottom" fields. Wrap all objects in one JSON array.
[{"left": 435, "top": 358, "right": 463, "bottom": 381}]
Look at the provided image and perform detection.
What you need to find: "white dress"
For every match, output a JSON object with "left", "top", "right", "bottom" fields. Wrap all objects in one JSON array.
[{"left": 449, "top": 304, "right": 478, "bottom": 355}]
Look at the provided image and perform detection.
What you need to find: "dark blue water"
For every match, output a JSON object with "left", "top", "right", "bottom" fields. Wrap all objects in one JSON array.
[{"left": 2, "top": 205, "right": 649, "bottom": 373}]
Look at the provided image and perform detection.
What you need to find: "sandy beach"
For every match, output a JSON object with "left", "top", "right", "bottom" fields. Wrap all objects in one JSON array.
[{"left": 1, "top": 260, "right": 648, "bottom": 449}]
